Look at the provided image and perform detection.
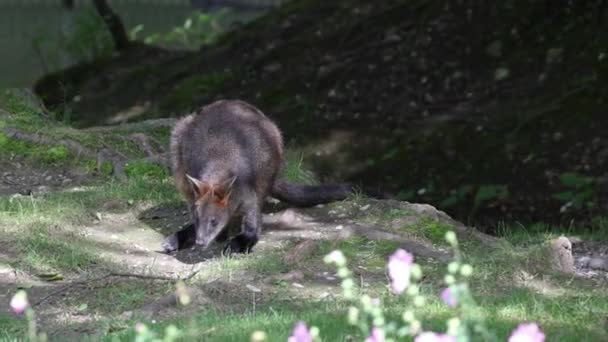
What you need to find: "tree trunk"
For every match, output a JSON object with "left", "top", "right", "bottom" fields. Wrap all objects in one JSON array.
[{"left": 92, "top": 0, "right": 130, "bottom": 51}]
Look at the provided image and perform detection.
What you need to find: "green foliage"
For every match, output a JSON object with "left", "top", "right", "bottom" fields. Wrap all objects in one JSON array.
[
  {"left": 0, "top": 130, "right": 73, "bottom": 166},
  {"left": 439, "top": 184, "right": 508, "bottom": 215},
  {"left": 283, "top": 151, "right": 318, "bottom": 185},
  {"left": 141, "top": 9, "right": 231, "bottom": 50},
  {"left": 0, "top": 313, "right": 27, "bottom": 338},
  {"left": 0, "top": 89, "right": 48, "bottom": 127},
  {"left": 440, "top": 185, "right": 473, "bottom": 208},
  {"left": 383, "top": 208, "right": 412, "bottom": 220},
  {"left": 124, "top": 161, "right": 168, "bottom": 179},
  {"left": 42, "top": 146, "right": 70, "bottom": 164},
  {"left": 66, "top": 9, "right": 114, "bottom": 62},
  {"left": 31, "top": 8, "right": 113, "bottom": 68},
  {"left": 473, "top": 184, "right": 509, "bottom": 212},
  {"left": 162, "top": 72, "right": 232, "bottom": 109},
  {"left": 395, "top": 190, "right": 415, "bottom": 201},
  {"left": 411, "top": 218, "right": 452, "bottom": 245},
  {"left": 319, "top": 232, "right": 495, "bottom": 341},
  {"left": 100, "top": 161, "right": 114, "bottom": 176},
  {"left": 553, "top": 172, "right": 596, "bottom": 211}
]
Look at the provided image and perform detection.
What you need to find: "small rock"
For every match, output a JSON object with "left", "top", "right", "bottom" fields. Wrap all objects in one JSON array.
[
  {"left": 577, "top": 256, "right": 591, "bottom": 268},
  {"left": 102, "top": 200, "right": 123, "bottom": 211},
  {"left": 282, "top": 240, "right": 317, "bottom": 266},
  {"left": 486, "top": 40, "right": 503, "bottom": 57},
  {"left": 278, "top": 209, "right": 301, "bottom": 226},
  {"left": 385, "top": 33, "right": 401, "bottom": 42},
  {"left": 246, "top": 284, "right": 262, "bottom": 293},
  {"left": 588, "top": 257, "right": 608, "bottom": 271},
  {"left": 0, "top": 264, "right": 16, "bottom": 282},
  {"left": 119, "top": 311, "right": 133, "bottom": 320},
  {"left": 263, "top": 63, "right": 282, "bottom": 73},
  {"left": 273, "top": 270, "right": 304, "bottom": 282},
  {"left": 548, "top": 236, "right": 574, "bottom": 274}
]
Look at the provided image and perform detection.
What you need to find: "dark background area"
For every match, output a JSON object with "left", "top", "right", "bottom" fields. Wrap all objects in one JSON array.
[{"left": 5, "top": 0, "right": 608, "bottom": 233}]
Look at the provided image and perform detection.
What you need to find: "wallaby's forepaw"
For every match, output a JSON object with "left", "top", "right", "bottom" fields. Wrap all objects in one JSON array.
[
  {"left": 223, "top": 233, "right": 258, "bottom": 254},
  {"left": 161, "top": 233, "right": 180, "bottom": 253}
]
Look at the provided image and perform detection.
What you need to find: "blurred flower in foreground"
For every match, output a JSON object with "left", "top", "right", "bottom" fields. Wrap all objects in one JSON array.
[
  {"left": 288, "top": 321, "right": 312, "bottom": 342},
  {"left": 365, "top": 327, "right": 385, "bottom": 342},
  {"left": 508, "top": 323, "right": 545, "bottom": 342},
  {"left": 440, "top": 287, "right": 457, "bottom": 308},
  {"left": 324, "top": 250, "right": 346, "bottom": 266},
  {"left": 10, "top": 290, "right": 28, "bottom": 315},
  {"left": 388, "top": 249, "right": 414, "bottom": 294}
]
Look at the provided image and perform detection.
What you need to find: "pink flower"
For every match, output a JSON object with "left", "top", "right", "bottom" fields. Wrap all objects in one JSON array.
[
  {"left": 365, "top": 327, "right": 385, "bottom": 342},
  {"left": 288, "top": 321, "right": 313, "bottom": 342},
  {"left": 508, "top": 323, "right": 545, "bottom": 342},
  {"left": 440, "top": 287, "right": 457, "bottom": 308},
  {"left": 415, "top": 332, "right": 456, "bottom": 342},
  {"left": 388, "top": 249, "right": 414, "bottom": 294},
  {"left": 10, "top": 290, "right": 28, "bottom": 315}
]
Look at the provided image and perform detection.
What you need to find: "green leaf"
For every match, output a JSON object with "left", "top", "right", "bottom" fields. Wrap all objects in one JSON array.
[
  {"left": 494, "top": 67, "right": 510, "bottom": 81},
  {"left": 559, "top": 172, "right": 592, "bottom": 189},
  {"left": 440, "top": 196, "right": 461, "bottom": 208},
  {"left": 37, "top": 273, "right": 64, "bottom": 281},
  {"left": 474, "top": 185, "right": 509, "bottom": 208},
  {"left": 552, "top": 191, "right": 574, "bottom": 202}
]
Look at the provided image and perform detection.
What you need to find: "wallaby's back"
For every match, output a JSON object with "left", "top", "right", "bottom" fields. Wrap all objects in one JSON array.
[
  {"left": 171, "top": 100, "right": 284, "bottom": 204},
  {"left": 164, "top": 100, "right": 375, "bottom": 254}
]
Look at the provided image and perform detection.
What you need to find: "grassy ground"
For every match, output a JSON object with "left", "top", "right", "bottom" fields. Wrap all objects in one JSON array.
[
  {"left": 1, "top": 143, "right": 607, "bottom": 340},
  {"left": 2, "top": 92, "right": 608, "bottom": 340}
]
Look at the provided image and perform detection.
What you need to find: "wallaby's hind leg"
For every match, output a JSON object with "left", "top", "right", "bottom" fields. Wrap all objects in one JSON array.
[
  {"left": 224, "top": 203, "right": 261, "bottom": 254},
  {"left": 162, "top": 223, "right": 195, "bottom": 252}
]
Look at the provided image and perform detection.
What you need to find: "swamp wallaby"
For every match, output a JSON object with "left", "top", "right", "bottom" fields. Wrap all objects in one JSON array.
[{"left": 162, "top": 100, "right": 358, "bottom": 254}]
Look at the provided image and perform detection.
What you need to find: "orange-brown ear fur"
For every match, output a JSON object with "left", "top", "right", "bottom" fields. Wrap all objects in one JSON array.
[
  {"left": 186, "top": 174, "right": 211, "bottom": 199},
  {"left": 218, "top": 192, "right": 230, "bottom": 207}
]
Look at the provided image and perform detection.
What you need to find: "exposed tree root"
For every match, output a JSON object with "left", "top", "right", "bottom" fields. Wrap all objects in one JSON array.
[
  {"left": 2, "top": 127, "right": 170, "bottom": 180},
  {"left": 82, "top": 118, "right": 177, "bottom": 132},
  {"left": 4, "top": 127, "right": 95, "bottom": 157},
  {"left": 129, "top": 133, "right": 160, "bottom": 157}
]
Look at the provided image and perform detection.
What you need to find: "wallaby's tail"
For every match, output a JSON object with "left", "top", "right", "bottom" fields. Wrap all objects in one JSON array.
[{"left": 271, "top": 180, "right": 390, "bottom": 207}]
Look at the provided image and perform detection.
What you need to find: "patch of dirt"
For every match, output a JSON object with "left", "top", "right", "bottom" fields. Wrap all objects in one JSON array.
[
  {"left": 0, "top": 158, "right": 89, "bottom": 196},
  {"left": 572, "top": 239, "right": 608, "bottom": 281},
  {"left": 1, "top": 173, "right": 491, "bottom": 339}
]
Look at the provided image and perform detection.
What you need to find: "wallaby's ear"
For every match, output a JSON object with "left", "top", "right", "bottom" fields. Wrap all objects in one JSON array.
[
  {"left": 186, "top": 174, "right": 209, "bottom": 197},
  {"left": 214, "top": 176, "right": 237, "bottom": 207}
]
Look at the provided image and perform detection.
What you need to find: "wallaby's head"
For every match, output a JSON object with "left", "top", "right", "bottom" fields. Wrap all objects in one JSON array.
[{"left": 186, "top": 174, "right": 237, "bottom": 248}]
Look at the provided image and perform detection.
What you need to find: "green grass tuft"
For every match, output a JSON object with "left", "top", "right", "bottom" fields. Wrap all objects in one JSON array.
[
  {"left": 282, "top": 150, "right": 318, "bottom": 185},
  {"left": 124, "top": 161, "right": 168, "bottom": 180}
]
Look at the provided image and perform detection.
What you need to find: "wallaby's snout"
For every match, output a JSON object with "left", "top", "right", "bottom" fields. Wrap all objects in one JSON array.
[{"left": 195, "top": 227, "right": 211, "bottom": 247}]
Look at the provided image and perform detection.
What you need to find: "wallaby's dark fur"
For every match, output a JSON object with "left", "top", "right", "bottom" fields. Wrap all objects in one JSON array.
[{"left": 162, "top": 100, "right": 356, "bottom": 254}]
